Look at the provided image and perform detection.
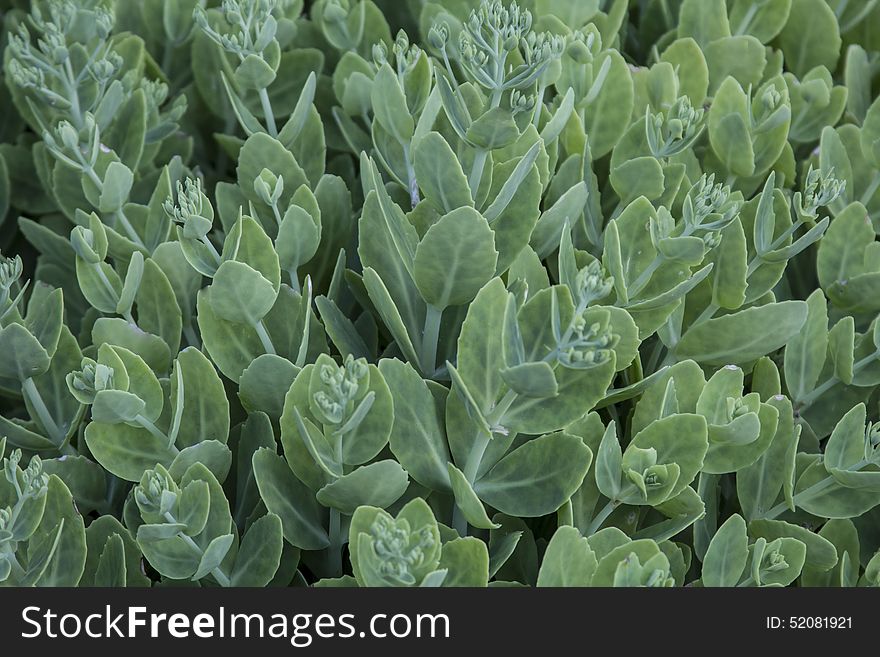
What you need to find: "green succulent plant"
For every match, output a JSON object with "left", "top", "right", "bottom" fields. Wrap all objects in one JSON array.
[{"left": 1, "top": 0, "right": 880, "bottom": 589}]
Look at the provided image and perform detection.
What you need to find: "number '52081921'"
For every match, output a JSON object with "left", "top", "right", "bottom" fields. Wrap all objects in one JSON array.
[{"left": 766, "top": 617, "right": 852, "bottom": 629}]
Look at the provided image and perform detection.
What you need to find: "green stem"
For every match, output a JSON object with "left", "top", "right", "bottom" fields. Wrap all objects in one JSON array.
[
  {"left": 762, "top": 478, "right": 833, "bottom": 521},
  {"left": 164, "top": 512, "right": 231, "bottom": 587},
  {"left": 5, "top": 550, "right": 26, "bottom": 581},
  {"left": 734, "top": 3, "right": 760, "bottom": 35},
  {"left": 462, "top": 432, "right": 491, "bottom": 484},
  {"left": 468, "top": 149, "right": 488, "bottom": 199},
  {"left": 628, "top": 257, "right": 664, "bottom": 300},
  {"left": 421, "top": 305, "right": 443, "bottom": 376},
  {"left": 288, "top": 268, "right": 300, "bottom": 294},
  {"left": 82, "top": 165, "right": 146, "bottom": 250},
  {"left": 135, "top": 414, "right": 177, "bottom": 452},
  {"left": 696, "top": 219, "right": 810, "bottom": 328},
  {"left": 646, "top": 337, "right": 667, "bottom": 374},
  {"left": 161, "top": 41, "right": 175, "bottom": 77},
  {"left": 112, "top": 209, "right": 147, "bottom": 251},
  {"left": 607, "top": 403, "right": 620, "bottom": 427},
  {"left": 22, "top": 377, "right": 65, "bottom": 447},
  {"left": 487, "top": 389, "right": 519, "bottom": 428},
  {"left": 83, "top": 164, "right": 104, "bottom": 190},
  {"left": 202, "top": 236, "right": 222, "bottom": 266},
  {"left": 586, "top": 499, "right": 620, "bottom": 536},
  {"left": 658, "top": 0, "right": 674, "bottom": 30},
  {"left": 626, "top": 353, "right": 644, "bottom": 385},
  {"left": 451, "top": 387, "right": 520, "bottom": 535},
  {"left": 183, "top": 322, "right": 201, "bottom": 349},
  {"left": 692, "top": 302, "right": 719, "bottom": 327},
  {"left": 63, "top": 57, "right": 83, "bottom": 129},
  {"left": 467, "top": 87, "right": 504, "bottom": 197},
  {"left": 859, "top": 172, "right": 880, "bottom": 206},
  {"left": 402, "top": 142, "right": 420, "bottom": 209},
  {"left": 762, "top": 459, "right": 871, "bottom": 520},
  {"left": 628, "top": 222, "right": 702, "bottom": 300},
  {"left": 328, "top": 508, "right": 343, "bottom": 577},
  {"left": 270, "top": 201, "right": 284, "bottom": 229},
  {"left": 253, "top": 319, "right": 277, "bottom": 355},
  {"left": 531, "top": 83, "right": 546, "bottom": 129},
  {"left": 452, "top": 431, "right": 492, "bottom": 537},
  {"left": 104, "top": 475, "right": 124, "bottom": 515},
  {"left": 93, "top": 261, "right": 120, "bottom": 303},
  {"left": 258, "top": 87, "right": 277, "bottom": 137},
  {"left": 797, "top": 351, "right": 880, "bottom": 411}
]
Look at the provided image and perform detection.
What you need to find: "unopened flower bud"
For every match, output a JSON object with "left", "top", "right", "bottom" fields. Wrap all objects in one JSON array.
[
  {"left": 394, "top": 30, "right": 409, "bottom": 57},
  {"left": 56, "top": 121, "right": 81, "bottom": 154},
  {"left": 427, "top": 23, "right": 448, "bottom": 50},
  {"left": 322, "top": 0, "right": 348, "bottom": 24},
  {"left": 566, "top": 38, "right": 591, "bottom": 63},
  {"left": 254, "top": 169, "right": 284, "bottom": 206},
  {"left": 372, "top": 42, "right": 388, "bottom": 68},
  {"left": 0, "top": 255, "right": 23, "bottom": 292},
  {"left": 70, "top": 226, "right": 103, "bottom": 264},
  {"left": 702, "top": 231, "right": 722, "bottom": 249},
  {"left": 95, "top": 7, "right": 115, "bottom": 39}
]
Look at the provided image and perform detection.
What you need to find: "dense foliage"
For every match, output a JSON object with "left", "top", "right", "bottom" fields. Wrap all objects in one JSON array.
[{"left": 1, "top": 0, "right": 880, "bottom": 588}]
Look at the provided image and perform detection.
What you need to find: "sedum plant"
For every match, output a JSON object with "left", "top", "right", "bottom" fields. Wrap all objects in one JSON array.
[{"left": 2, "top": 0, "right": 880, "bottom": 589}]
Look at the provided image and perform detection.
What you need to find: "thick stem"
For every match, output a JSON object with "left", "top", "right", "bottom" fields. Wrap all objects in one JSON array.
[
  {"left": 258, "top": 87, "right": 278, "bottom": 137},
  {"left": 270, "top": 202, "right": 284, "bottom": 230},
  {"left": 452, "top": 430, "right": 492, "bottom": 537},
  {"left": 5, "top": 550, "right": 26, "bottom": 582},
  {"left": 63, "top": 58, "right": 83, "bottom": 129},
  {"left": 628, "top": 258, "right": 664, "bottom": 300},
  {"left": 467, "top": 87, "right": 504, "bottom": 197},
  {"left": 586, "top": 499, "right": 620, "bottom": 536},
  {"left": 161, "top": 41, "right": 175, "bottom": 77},
  {"left": 135, "top": 414, "right": 178, "bottom": 452},
  {"left": 451, "top": 386, "right": 519, "bottom": 535},
  {"left": 531, "top": 82, "right": 546, "bottom": 129},
  {"left": 628, "top": 224, "right": 699, "bottom": 300},
  {"left": 468, "top": 149, "right": 488, "bottom": 199},
  {"left": 82, "top": 164, "right": 146, "bottom": 249},
  {"left": 328, "top": 508, "right": 343, "bottom": 577},
  {"left": 692, "top": 302, "right": 720, "bottom": 327},
  {"left": 734, "top": 3, "right": 760, "bottom": 35},
  {"left": 22, "top": 377, "right": 65, "bottom": 447},
  {"left": 797, "top": 351, "right": 880, "bottom": 411},
  {"left": 462, "top": 432, "right": 491, "bottom": 484},
  {"left": 762, "top": 459, "right": 870, "bottom": 520},
  {"left": 92, "top": 262, "right": 122, "bottom": 308},
  {"left": 112, "top": 210, "right": 146, "bottom": 250},
  {"left": 104, "top": 475, "right": 125, "bottom": 516},
  {"left": 451, "top": 505, "right": 468, "bottom": 538},
  {"left": 253, "top": 319, "right": 277, "bottom": 355},
  {"left": 402, "top": 142, "right": 420, "bottom": 209},
  {"left": 84, "top": 164, "right": 104, "bottom": 190},
  {"left": 748, "top": 219, "right": 806, "bottom": 277},
  {"left": 658, "top": 0, "right": 674, "bottom": 30},
  {"left": 420, "top": 305, "right": 443, "bottom": 376},
  {"left": 860, "top": 172, "right": 880, "bottom": 206},
  {"left": 646, "top": 338, "right": 667, "bottom": 374},
  {"left": 164, "top": 512, "right": 231, "bottom": 587},
  {"left": 288, "top": 268, "right": 300, "bottom": 294},
  {"left": 762, "top": 478, "right": 833, "bottom": 520},
  {"left": 183, "top": 322, "right": 201, "bottom": 349},
  {"left": 201, "top": 235, "right": 222, "bottom": 266}
]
